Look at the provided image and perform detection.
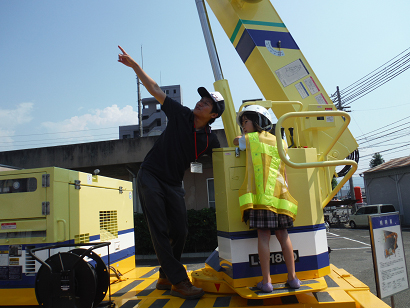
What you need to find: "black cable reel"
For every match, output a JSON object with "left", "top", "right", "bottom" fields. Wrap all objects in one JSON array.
[
  {"left": 29, "top": 243, "right": 111, "bottom": 308},
  {"left": 337, "top": 149, "right": 360, "bottom": 177}
]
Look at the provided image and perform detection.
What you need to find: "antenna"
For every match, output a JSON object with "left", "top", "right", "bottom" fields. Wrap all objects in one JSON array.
[{"left": 141, "top": 45, "right": 143, "bottom": 69}]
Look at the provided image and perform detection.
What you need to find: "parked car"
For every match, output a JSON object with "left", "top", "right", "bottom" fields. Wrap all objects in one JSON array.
[{"left": 349, "top": 204, "right": 396, "bottom": 228}]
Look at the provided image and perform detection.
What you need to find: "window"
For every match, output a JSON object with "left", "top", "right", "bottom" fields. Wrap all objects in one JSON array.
[
  {"left": 156, "top": 119, "right": 161, "bottom": 126},
  {"left": 156, "top": 104, "right": 161, "bottom": 111},
  {"left": 207, "top": 178, "right": 215, "bottom": 209},
  {"left": 122, "top": 134, "right": 130, "bottom": 139},
  {"left": 173, "top": 89, "right": 176, "bottom": 94},
  {"left": 381, "top": 205, "right": 395, "bottom": 213},
  {"left": 0, "top": 177, "right": 37, "bottom": 194},
  {"left": 144, "top": 105, "right": 149, "bottom": 109},
  {"left": 364, "top": 206, "right": 378, "bottom": 214},
  {"left": 356, "top": 208, "right": 365, "bottom": 215},
  {"left": 166, "top": 90, "right": 169, "bottom": 94}
]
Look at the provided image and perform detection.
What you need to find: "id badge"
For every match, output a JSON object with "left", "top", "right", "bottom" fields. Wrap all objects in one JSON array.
[{"left": 190, "top": 162, "right": 203, "bottom": 173}]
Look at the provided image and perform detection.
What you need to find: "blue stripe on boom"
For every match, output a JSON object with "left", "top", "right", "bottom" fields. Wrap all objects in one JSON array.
[
  {"left": 236, "top": 29, "right": 255, "bottom": 63},
  {"left": 236, "top": 29, "right": 299, "bottom": 63}
]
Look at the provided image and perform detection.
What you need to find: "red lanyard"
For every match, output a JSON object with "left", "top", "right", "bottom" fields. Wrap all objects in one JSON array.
[{"left": 194, "top": 124, "right": 209, "bottom": 161}]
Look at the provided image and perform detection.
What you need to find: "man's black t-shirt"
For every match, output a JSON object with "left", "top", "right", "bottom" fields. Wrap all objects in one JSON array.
[{"left": 141, "top": 96, "right": 220, "bottom": 186}]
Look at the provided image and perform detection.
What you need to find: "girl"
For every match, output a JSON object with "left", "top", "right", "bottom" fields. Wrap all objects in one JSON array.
[{"left": 234, "top": 105, "right": 300, "bottom": 292}]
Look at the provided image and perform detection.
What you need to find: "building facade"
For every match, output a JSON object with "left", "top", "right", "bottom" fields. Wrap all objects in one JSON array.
[
  {"left": 119, "top": 85, "right": 182, "bottom": 139},
  {"left": 363, "top": 156, "right": 410, "bottom": 226}
]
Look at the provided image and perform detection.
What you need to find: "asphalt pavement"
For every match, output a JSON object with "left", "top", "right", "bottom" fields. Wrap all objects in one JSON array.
[
  {"left": 326, "top": 225, "right": 410, "bottom": 308},
  {"left": 135, "top": 225, "right": 410, "bottom": 308}
]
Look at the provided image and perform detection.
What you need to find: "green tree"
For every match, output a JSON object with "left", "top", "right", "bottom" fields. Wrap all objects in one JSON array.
[
  {"left": 369, "top": 152, "right": 385, "bottom": 168},
  {"left": 331, "top": 176, "right": 338, "bottom": 190}
]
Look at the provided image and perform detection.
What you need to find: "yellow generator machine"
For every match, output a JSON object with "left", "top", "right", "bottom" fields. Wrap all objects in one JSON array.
[{"left": 0, "top": 167, "right": 134, "bottom": 306}]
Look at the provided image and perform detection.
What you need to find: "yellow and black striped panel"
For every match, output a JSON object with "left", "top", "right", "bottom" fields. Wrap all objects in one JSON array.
[
  {"left": 109, "top": 289, "right": 357, "bottom": 308},
  {"left": 105, "top": 265, "right": 379, "bottom": 308}
]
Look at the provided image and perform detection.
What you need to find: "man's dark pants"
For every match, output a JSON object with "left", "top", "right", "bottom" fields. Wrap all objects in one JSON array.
[{"left": 137, "top": 168, "right": 188, "bottom": 285}]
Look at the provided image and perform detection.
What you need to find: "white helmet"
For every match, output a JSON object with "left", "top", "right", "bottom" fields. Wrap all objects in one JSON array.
[{"left": 236, "top": 105, "right": 273, "bottom": 131}]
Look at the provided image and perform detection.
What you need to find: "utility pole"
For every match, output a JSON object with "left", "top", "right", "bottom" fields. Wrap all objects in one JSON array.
[
  {"left": 137, "top": 45, "right": 143, "bottom": 138},
  {"left": 137, "top": 76, "right": 143, "bottom": 137},
  {"left": 336, "top": 86, "right": 356, "bottom": 203},
  {"left": 336, "top": 86, "right": 342, "bottom": 110}
]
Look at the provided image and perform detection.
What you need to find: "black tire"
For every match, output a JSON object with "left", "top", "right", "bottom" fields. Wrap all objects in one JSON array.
[{"left": 350, "top": 221, "right": 356, "bottom": 229}]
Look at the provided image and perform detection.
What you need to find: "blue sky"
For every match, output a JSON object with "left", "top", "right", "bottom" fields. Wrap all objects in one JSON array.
[{"left": 1, "top": 0, "right": 410, "bottom": 175}]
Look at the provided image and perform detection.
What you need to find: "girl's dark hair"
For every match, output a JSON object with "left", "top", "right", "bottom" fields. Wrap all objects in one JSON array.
[{"left": 240, "top": 112, "right": 263, "bottom": 133}]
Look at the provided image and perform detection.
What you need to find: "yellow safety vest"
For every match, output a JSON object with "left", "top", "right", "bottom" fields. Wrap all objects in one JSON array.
[{"left": 238, "top": 131, "right": 298, "bottom": 221}]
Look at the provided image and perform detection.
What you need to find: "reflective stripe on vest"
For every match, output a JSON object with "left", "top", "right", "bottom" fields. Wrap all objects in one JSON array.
[{"left": 239, "top": 132, "right": 297, "bottom": 217}]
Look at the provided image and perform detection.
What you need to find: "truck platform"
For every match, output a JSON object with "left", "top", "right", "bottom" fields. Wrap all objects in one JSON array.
[{"left": 105, "top": 264, "right": 389, "bottom": 308}]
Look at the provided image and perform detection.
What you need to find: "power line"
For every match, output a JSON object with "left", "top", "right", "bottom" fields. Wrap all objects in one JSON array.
[
  {"left": 361, "top": 127, "right": 408, "bottom": 144},
  {"left": 356, "top": 123, "right": 410, "bottom": 142},
  {"left": 336, "top": 48, "right": 410, "bottom": 97},
  {"left": 355, "top": 115, "right": 410, "bottom": 139},
  {"left": 351, "top": 102, "right": 409, "bottom": 111},
  {"left": 360, "top": 141, "right": 410, "bottom": 149},
  {"left": 353, "top": 113, "right": 410, "bottom": 170},
  {"left": 360, "top": 143, "right": 410, "bottom": 158},
  {"left": 357, "top": 127, "right": 410, "bottom": 144},
  {"left": 330, "top": 47, "right": 410, "bottom": 106},
  {"left": 343, "top": 63, "right": 410, "bottom": 106},
  {"left": 331, "top": 48, "right": 410, "bottom": 99},
  {"left": 341, "top": 52, "right": 410, "bottom": 101}
]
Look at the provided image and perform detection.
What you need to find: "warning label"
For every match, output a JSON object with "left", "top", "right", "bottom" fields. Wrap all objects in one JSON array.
[
  {"left": 304, "top": 76, "right": 320, "bottom": 95},
  {"left": 1, "top": 223, "right": 16, "bottom": 230},
  {"left": 315, "top": 93, "right": 328, "bottom": 105}
]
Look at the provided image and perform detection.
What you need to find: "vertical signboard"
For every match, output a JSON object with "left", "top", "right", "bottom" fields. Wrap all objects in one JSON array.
[{"left": 369, "top": 212, "right": 409, "bottom": 298}]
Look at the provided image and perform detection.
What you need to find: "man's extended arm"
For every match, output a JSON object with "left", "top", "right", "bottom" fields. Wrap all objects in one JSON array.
[{"left": 118, "top": 45, "right": 166, "bottom": 104}]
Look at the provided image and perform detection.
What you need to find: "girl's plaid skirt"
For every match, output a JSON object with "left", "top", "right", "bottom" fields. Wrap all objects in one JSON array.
[{"left": 245, "top": 209, "right": 293, "bottom": 229}]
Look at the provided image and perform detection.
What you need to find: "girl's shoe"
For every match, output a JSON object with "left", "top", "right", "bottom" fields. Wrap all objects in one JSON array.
[
  {"left": 287, "top": 278, "right": 301, "bottom": 289},
  {"left": 256, "top": 281, "right": 273, "bottom": 293}
]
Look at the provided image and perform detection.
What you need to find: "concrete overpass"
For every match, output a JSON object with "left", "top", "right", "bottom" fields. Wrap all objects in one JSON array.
[{"left": 0, "top": 129, "right": 228, "bottom": 211}]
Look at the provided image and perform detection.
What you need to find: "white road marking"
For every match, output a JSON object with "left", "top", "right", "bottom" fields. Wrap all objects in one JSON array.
[
  {"left": 330, "top": 247, "right": 370, "bottom": 251},
  {"left": 327, "top": 232, "right": 371, "bottom": 247}
]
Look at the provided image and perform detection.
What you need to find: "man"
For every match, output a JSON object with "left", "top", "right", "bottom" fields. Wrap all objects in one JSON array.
[{"left": 118, "top": 46, "right": 224, "bottom": 299}]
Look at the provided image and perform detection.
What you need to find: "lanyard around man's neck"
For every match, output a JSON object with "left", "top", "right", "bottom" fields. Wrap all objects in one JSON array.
[{"left": 194, "top": 124, "right": 209, "bottom": 161}]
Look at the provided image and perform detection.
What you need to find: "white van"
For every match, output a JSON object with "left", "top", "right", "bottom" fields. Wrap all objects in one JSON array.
[{"left": 349, "top": 204, "right": 396, "bottom": 228}]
